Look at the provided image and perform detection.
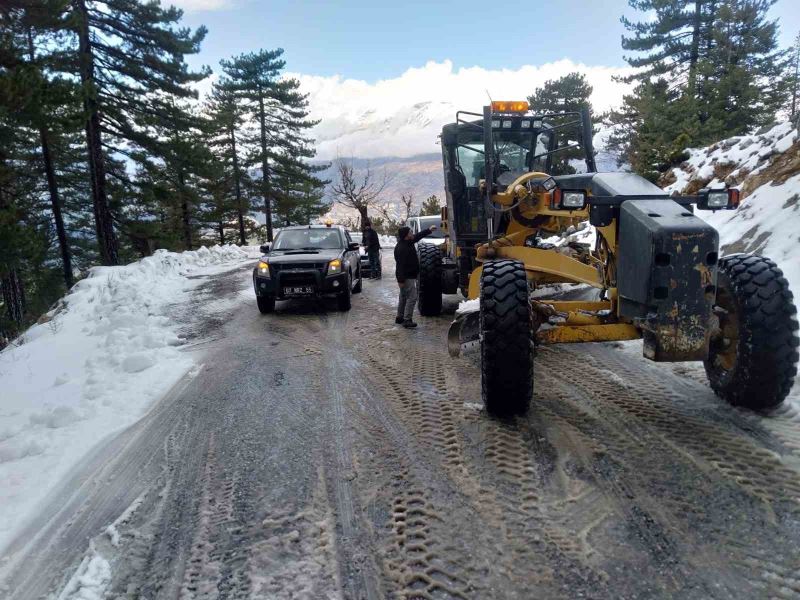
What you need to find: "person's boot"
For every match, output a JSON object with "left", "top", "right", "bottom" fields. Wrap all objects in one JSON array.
[
  {"left": 403, "top": 320, "right": 418, "bottom": 328},
  {"left": 395, "top": 316, "right": 404, "bottom": 324}
]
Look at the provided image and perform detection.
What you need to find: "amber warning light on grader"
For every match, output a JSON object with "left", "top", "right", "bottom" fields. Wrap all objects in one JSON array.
[{"left": 491, "top": 100, "right": 529, "bottom": 113}]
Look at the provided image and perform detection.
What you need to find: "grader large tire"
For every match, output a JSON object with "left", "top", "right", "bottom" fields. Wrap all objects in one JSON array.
[
  {"left": 480, "top": 259, "right": 533, "bottom": 416},
  {"left": 418, "top": 243, "right": 443, "bottom": 316},
  {"left": 704, "top": 254, "right": 799, "bottom": 410}
]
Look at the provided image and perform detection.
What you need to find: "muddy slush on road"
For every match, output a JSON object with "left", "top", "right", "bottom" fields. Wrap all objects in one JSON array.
[{"left": 2, "top": 255, "right": 800, "bottom": 599}]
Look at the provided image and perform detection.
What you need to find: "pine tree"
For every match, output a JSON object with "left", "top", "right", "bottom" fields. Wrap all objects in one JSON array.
[
  {"left": 2, "top": 0, "right": 81, "bottom": 293},
  {"left": 621, "top": 0, "right": 717, "bottom": 92},
  {"left": 206, "top": 82, "right": 252, "bottom": 245},
  {"left": 528, "top": 72, "right": 595, "bottom": 174},
  {"left": 691, "top": 1, "right": 785, "bottom": 139},
  {"left": 220, "top": 49, "right": 323, "bottom": 241},
  {"left": 1, "top": 0, "right": 76, "bottom": 338},
  {"left": 273, "top": 176, "right": 329, "bottom": 226},
  {"left": 605, "top": 79, "right": 699, "bottom": 180},
  {"left": 787, "top": 32, "right": 800, "bottom": 120},
  {"left": 419, "top": 195, "right": 441, "bottom": 216},
  {"left": 613, "top": 0, "right": 786, "bottom": 179},
  {"left": 23, "top": 4, "right": 79, "bottom": 289},
  {"left": 67, "top": 0, "right": 208, "bottom": 264}
]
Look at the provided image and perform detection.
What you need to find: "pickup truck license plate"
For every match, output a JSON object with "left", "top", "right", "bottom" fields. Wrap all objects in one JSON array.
[{"left": 284, "top": 286, "right": 314, "bottom": 295}]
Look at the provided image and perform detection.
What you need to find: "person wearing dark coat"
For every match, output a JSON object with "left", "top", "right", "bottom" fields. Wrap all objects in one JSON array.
[
  {"left": 363, "top": 222, "right": 382, "bottom": 279},
  {"left": 393, "top": 224, "right": 436, "bottom": 328}
]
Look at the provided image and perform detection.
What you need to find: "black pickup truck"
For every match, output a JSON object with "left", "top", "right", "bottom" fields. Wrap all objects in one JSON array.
[{"left": 253, "top": 225, "right": 362, "bottom": 313}]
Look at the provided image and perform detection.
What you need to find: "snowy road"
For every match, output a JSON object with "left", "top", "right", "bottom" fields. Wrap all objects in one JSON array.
[{"left": 3, "top": 256, "right": 800, "bottom": 599}]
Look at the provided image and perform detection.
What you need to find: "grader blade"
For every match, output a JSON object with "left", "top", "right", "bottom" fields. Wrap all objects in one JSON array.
[{"left": 447, "top": 311, "right": 480, "bottom": 357}]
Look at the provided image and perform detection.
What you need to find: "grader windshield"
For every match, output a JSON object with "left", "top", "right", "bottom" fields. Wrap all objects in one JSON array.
[{"left": 455, "top": 129, "right": 552, "bottom": 188}]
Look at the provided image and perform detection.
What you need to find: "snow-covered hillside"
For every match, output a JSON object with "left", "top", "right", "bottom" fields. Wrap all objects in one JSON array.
[
  {"left": 662, "top": 121, "right": 800, "bottom": 299},
  {"left": 0, "top": 245, "right": 256, "bottom": 554}
]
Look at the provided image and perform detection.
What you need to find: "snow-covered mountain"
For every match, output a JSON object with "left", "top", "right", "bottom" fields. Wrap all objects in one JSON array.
[
  {"left": 662, "top": 121, "right": 800, "bottom": 299},
  {"left": 317, "top": 124, "right": 621, "bottom": 219},
  {"left": 296, "top": 60, "right": 631, "bottom": 217}
]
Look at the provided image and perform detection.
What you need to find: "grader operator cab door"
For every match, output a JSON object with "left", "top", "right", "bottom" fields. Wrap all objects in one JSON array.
[{"left": 442, "top": 115, "right": 551, "bottom": 245}]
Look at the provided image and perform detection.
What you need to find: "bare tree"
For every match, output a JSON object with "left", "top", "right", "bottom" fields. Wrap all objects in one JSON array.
[
  {"left": 329, "top": 157, "right": 387, "bottom": 229},
  {"left": 336, "top": 215, "right": 360, "bottom": 230},
  {"left": 399, "top": 192, "right": 416, "bottom": 220}
]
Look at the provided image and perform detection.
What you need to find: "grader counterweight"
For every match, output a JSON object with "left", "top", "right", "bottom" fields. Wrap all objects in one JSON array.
[{"left": 416, "top": 101, "right": 799, "bottom": 416}]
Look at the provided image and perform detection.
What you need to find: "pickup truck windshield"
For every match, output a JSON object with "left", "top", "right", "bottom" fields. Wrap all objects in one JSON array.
[
  {"left": 273, "top": 228, "right": 343, "bottom": 250},
  {"left": 417, "top": 217, "right": 446, "bottom": 238}
]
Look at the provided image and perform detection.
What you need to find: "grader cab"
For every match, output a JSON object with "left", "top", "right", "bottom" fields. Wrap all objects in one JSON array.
[{"left": 417, "top": 102, "right": 798, "bottom": 416}]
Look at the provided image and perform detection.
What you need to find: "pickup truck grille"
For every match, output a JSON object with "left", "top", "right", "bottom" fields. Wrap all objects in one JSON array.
[{"left": 270, "top": 262, "right": 323, "bottom": 272}]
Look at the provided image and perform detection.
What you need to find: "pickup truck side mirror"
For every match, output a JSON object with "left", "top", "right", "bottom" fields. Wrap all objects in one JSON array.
[
  {"left": 347, "top": 242, "right": 360, "bottom": 251},
  {"left": 260, "top": 243, "right": 271, "bottom": 254}
]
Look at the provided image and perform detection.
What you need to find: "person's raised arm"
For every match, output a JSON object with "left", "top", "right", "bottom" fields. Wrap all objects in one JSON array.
[{"left": 413, "top": 225, "right": 437, "bottom": 243}]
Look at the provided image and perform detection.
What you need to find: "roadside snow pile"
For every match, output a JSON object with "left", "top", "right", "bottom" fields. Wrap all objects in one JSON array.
[
  {"left": 380, "top": 234, "right": 397, "bottom": 248},
  {"left": 662, "top": 121, "right": 800, "bottom": 300},
  {"left": 0, "top": 244, "right": 250, "bottom": 553},
  {"left": 663, "top": 122, "right": 798, "bottom": 195}
]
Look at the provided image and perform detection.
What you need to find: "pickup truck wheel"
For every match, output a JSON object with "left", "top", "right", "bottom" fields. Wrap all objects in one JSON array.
[
  {"left": 418, "top": 243, "right": 442, "bottom": 316},
  {"left": 338, "top": 274, "right": 352, "bottom": 311},
  {"left": 257, "top": 294, "right": 275, "bottom": 314},
  {"left": 353, "top": 266, "right": 362, "bottom": 293},
  {"left": 704, "top": 254, "right": 799, "bottom": 410},
  {"left": 480, "top": 259, "right": 533, "bottom": 417}
]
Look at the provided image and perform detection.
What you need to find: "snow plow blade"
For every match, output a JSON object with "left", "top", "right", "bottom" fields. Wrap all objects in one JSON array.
[{"left": 447, "top": 311, "right": 480, "bottom": 357}]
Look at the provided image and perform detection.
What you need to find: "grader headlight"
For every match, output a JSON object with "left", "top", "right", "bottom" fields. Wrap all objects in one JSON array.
[
  {"left": 562, "top": 191, "right": 587, "bottom": 209},
  {"left": 550, "top": 189, "right": 587, "bottom": 210},
  {"left": 697, "top": 187, "right": 740, "bottom": 211},
  {"left": 707, "top": 191, "right": 729, "bottom": 209}
]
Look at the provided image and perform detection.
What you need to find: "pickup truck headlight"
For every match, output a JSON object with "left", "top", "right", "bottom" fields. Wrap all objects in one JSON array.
[
  {"left": 327, "top": 259, "right": 342, "bottom": 275},
  {"left": 257, "top": 261, "right": 270, "bottom": 278}
]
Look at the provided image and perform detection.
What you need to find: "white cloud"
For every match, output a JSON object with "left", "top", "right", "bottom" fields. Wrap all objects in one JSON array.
[
  {"left": 165, "top": 0, "right": 233, "bottom": 12},
  {"left": 290, "top": 59, "right": 635, "bottom": 160}
]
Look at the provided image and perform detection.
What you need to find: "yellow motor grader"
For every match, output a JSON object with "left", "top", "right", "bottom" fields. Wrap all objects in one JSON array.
[{"left": 416, "top": 101, "right": 798, "bottom": 416}]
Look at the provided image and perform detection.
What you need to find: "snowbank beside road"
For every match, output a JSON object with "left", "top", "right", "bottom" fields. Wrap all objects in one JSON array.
[
  {"left": 663, "top": 121, "right": 800, "bottom": 301},
  {"left": 0, "top": 245, "right": 252, "bottom": 554}
]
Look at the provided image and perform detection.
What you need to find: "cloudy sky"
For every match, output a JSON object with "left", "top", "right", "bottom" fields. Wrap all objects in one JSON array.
[{"left": 176, "top": 0, "right": 800, "bottom": 159}]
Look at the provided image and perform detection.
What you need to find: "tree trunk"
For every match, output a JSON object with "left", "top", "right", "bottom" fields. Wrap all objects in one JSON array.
[
  {"left": 27, "top": 29, "right": 73, "bottom": 289},
  {"left": 257, "top": 93, "right": 273, "bottom": 242},
  {"left": 218, "top": 220, "right": 225, "bottom": 245},
  {"left": 1, "top": 269, "right": 25, "bottom": 327},
  {"left": 357, "top": 206, "right": 368, "bottom": 229},
  {"left": 699, "top": 0, "right": 716, "bottom": 124},
  {"left": 791, "top": 41, "right": 799, "bottom": 120},
  {"left": 688, "top": 0, "right": 702, "bottom": 94},
  {"left": 178, "top": 170, "right": 192, "bottom": 250},
  {"left": 73, "top": 0, "right": 118, "bottom": 265},
  {"left": 229, "top": 123, "right": 246, "bottom": 245}
]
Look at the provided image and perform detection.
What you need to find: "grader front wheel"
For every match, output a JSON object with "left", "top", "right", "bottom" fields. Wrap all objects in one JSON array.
[
  {"left": 704, "top": 254, "right": 799, "bottom": 410},
  {"left": 480, "top": 259, "right": 533, "bottom": 416},
  {"left": 418, "top": 243, "right": 443, "bottom": 316}
]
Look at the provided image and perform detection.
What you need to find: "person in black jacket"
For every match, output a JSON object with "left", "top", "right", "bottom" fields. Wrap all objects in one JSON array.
[
  {"left": 393, "top": 224, "right": 436, "bottom": 328},
  {"left": 363, "top": 221, "right": 381, "bottom": 279}
]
